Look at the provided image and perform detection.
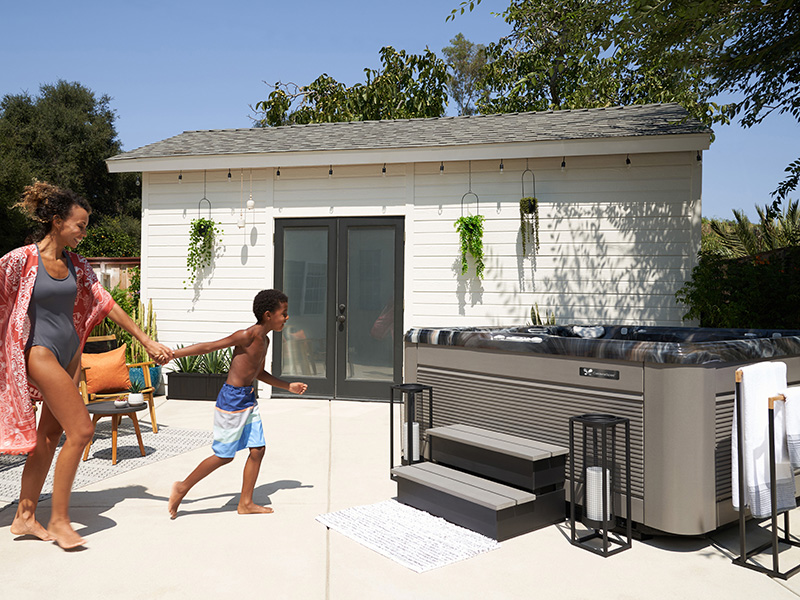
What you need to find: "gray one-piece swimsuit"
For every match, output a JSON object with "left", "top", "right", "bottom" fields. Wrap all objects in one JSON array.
[{"left": 26, "top": 246, "right": 80, "bottom": 370}]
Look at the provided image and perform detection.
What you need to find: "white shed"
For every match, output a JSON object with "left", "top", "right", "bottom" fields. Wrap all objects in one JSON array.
[{"left": 107, "top": 103, "right": 710, "bottom": 400}]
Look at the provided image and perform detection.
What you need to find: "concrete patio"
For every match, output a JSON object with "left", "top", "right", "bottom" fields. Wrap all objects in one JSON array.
[{"left": 2, "top": 396, "right": 800, "bottom": 600}]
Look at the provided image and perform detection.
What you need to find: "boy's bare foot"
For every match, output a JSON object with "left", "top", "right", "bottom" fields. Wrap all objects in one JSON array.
[
  {"left": 47, "top": 521, "right": 85, "bottom": 550},
  {"left": 168, "top": 482, "right": 186, "bottom": 519},
  {"left": 237, "top": 502, "right": 274, "bottom": 515},
  {"left": 10, "top": 516, "right": 53, "bottom": 541}
]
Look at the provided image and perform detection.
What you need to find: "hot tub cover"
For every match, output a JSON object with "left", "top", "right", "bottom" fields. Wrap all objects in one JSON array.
[{"left": 404, "top": 326, "right": 800, "bottom": 365}]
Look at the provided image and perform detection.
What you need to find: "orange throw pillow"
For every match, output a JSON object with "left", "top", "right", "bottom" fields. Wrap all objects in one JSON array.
[{"left": 82, "top": 344, "right": 131, "bottom": 394}]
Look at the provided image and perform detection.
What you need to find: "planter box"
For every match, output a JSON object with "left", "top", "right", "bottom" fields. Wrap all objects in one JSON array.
[{"left": 166, "top": 373, "right": 259, "bottom": 401}]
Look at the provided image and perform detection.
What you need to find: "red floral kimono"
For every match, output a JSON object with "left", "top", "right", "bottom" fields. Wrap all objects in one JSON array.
[{"left": 0, "top": 244, "right": 114, "bottom": 454}]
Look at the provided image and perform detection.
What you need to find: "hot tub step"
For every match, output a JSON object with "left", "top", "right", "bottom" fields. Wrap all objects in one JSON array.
[
  {"left": 392, "top": 462, "right": 565, "bottom": 541},
  {"left": 427, "top": 424, "right": 568, "bottom": 493}
]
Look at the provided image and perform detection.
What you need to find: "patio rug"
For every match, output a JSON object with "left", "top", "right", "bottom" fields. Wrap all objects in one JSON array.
[
  {"left": 316, "top": 499, "right": 500, "bottom": 573},
  {"left": 0, "top": 421, "right": 212, "bottom": 503}
]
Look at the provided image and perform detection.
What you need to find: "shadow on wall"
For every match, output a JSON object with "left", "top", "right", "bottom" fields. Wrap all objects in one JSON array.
[{"left": 452, "top": 257, "right": 484, "bottom": 316}]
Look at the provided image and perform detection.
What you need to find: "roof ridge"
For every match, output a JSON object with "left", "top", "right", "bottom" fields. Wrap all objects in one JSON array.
[{"left": 179, "top": 102, "right": 683, "bottom": 135}]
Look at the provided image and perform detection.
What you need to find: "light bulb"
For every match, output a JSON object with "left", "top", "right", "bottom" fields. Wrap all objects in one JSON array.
[
  {"left": 439, "top": 161, "right": 444, "bottom": 175},
  {"left": 499, "top": 160, "right": 504, "bottom": 173},
  {"left": 247, "top": 196, "right": 255, "bottom": 210},
  {"left": 237, "top": 214, "right": 245, "bottom": 228},
  {"left": 276, "top": 167, "right": 281, "bottom": 178}
]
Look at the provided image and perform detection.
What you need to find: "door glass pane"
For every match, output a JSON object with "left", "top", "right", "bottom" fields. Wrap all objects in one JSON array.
[
  {"left": 282, "top": 228, "right": 327, "bottom": 377},
  {"left": 346, "top": 227, "right": 395, "bottom": 381}
]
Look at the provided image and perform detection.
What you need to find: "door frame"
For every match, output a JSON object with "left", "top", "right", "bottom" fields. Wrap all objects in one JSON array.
[{"left": 272, "top": 216, "right": 404, "bottom": 400}]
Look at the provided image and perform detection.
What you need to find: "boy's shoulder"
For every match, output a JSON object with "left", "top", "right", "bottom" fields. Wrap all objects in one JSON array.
[{"left": 235, "top": 324, "right": 267, "bottom": 348}]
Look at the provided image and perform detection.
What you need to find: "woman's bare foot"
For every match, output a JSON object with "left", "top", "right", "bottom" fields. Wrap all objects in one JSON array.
[
  {"left": 47, "top": 520, "right": 85, "bottom": 550},
  {"left": 10, "top": 516, "right": 53, "bottom": 541},
  {"left": 237, "top": 502, "right": 274, "bottom": 515},
  {"left": 168, "top": 482, "right": 186, "bottom": 519}
]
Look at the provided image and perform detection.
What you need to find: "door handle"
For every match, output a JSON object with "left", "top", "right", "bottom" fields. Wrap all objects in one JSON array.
[
  {"left": 337, "top": 315, "right": 346, "bottom": 323},
  {"left": 338, "top": 303, "right": 346, "bottom": 313}
]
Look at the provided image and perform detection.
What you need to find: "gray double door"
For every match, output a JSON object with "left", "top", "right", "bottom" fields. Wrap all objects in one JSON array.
[{"left": 272, "top": 217, "right": 404, "bottom": 399}]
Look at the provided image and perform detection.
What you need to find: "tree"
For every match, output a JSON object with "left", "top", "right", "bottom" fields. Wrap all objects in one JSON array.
[
  {"left": 449, "top": 0, "right": 799, "bottom": 202},
  {"left": 622, "top": 0, "right": 800, "bottom": 206},
  {"left": 252, "top": 46, "right": 449, "bottom": 126},
  {"left": 0, "top": 80, "right": 140, "bottom": 254},
  {"left": 449, "top": 0, "right": 725, "bottom": 126},
  {"left": 442, "top": 33, "right": 487, "bottom": 115}
]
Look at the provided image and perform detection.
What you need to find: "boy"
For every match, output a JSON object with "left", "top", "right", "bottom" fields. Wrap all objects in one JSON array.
[{"left": 168, "top": 289, "right": 307, "bottom": 519}]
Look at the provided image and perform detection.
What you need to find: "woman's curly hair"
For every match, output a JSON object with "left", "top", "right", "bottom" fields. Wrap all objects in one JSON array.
[{"left": 15, "top": 181, "right": 91, "bottom": 242}]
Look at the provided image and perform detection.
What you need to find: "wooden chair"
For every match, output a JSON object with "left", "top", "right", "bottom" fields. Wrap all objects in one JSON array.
[{"left": 82, "top": 336, "right": 159, "bottom": 433}]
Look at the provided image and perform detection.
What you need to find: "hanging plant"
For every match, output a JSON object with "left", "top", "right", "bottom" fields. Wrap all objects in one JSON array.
[
  {"left": 520, "top": 196, "right": 540, "bottom": 255},
  {"left": 185, "top": 217, "right": 222, "bottom": 287},
  {"left": 454, "top": 214, "right": 486, "bottom": 279}
]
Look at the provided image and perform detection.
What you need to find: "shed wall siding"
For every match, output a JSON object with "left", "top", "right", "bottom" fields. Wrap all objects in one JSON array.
[{"left": 140, "top": 152, "right": 699, "bottom": 353}]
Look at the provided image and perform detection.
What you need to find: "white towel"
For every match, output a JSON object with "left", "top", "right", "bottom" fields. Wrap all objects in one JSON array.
[
  {"left": 785, "top": 386, "right": 800, "bottom": 469},
  {"left": 732, "top": 361, "right": 796, "bottom": 518}
]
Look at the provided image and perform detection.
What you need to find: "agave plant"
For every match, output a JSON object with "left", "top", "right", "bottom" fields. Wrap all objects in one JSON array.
[
  {"left": 170, "top": 346, "right": 205, "bottom": 373},
  {"left": 202, "top": 348, "right": 232, "bottom": 374}
]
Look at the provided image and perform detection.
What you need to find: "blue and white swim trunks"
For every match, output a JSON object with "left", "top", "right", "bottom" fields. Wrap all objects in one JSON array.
[{"left": 212, "top": 383, "right": 265, "bottom": 458}]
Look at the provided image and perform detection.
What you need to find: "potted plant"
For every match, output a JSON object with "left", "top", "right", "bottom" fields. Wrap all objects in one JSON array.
[
  {"left": 520, "top": 196, "right": 540, "bottom": 255},
  {"left": 127, "top": 378, "right": 146, "bottom": 406},
  {"left": 454, "top": 214, "right": 486, "bottom": 279},
  {"left": 185, "top": 217, "right": 222, "bottom": 287},
  {"left": 167, "top": 347, "right": 258, "bottom": 401}
]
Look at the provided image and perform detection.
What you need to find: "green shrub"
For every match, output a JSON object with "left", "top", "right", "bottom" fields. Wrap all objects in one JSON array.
[
  {"left": 676, "top": 247, "right": 800, "bottom": 328},
  {"left": 78, "top": 215, "right": 141, "bottom": 257}
]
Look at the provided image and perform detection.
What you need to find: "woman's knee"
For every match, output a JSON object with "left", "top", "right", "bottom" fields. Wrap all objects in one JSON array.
[{"left": 64, "top": 419, "right": 95, "bottom": 446}]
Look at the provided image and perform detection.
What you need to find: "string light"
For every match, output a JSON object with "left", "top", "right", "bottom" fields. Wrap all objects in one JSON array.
[
  {"left": 178, "top": 171, "right": 182, "bottom": 183},
  {"left": 561, "top": 157, "right": 566, "bottom": 172},
  {"left": 382, "top": 163, "right": 386, "bottom": 176},
  {"left": 227, "top": 168, "right": 232, "bottom": 181},
  {"left": 626, "top": 154, "right": 631, "bottom": 169},
  {"left": 237, "top": 169, "right": 245, "bottom": 228},
  {"left": 276, "top": 167, "right": 281, "bottom": 178},
  {"left": 499, "top": 159, "right": 504, "bottom": 173},
  {"left": 328, "top": 165, "right": 333, "bottom": 178},
  {"left": 696, "top": 151, "right": 702, "bottom": 162},
  {"left": 439, "top": 161, "right": 444, "bottom": 175},
  {"left": 247, "top": 169, "right": 254, "bottom": 209}
]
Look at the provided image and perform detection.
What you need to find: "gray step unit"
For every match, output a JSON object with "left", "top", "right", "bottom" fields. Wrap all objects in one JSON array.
[
  {"left": 427, "top": 424, "right": 568, "bottom": 493},
  {"left": 392, "top": 424, "right": 568, "bottom": 541},
  {"left": 392, "top": 462, "right": 565, "bottom": 541}
]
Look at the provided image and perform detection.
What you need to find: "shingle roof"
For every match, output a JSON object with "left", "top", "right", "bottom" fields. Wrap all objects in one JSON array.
[{"left": 108, "top": 103, "right": 708, "bottom": 162}]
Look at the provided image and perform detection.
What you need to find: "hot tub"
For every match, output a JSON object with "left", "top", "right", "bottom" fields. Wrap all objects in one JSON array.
[{"left": 403, "top": 325, "right": 800, "bottom": 535}]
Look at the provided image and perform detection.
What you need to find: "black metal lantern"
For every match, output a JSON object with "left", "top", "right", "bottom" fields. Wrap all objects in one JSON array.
[
  {"left": 389, "top": 383, "right": 433, "bottom": 470},
  {"left": 569, "top": 413, "right": 632, "bottom": 557}
]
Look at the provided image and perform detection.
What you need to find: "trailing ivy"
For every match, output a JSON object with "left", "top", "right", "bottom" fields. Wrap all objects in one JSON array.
[
  {"left": 185, "top": 217, "right": 222, "bottom": 287},
  {"left": 454, "top": 214, "right": 486, "bottom": 279},
  {"left": 519, "top": 196, "right": 540, "bottom": 255}
]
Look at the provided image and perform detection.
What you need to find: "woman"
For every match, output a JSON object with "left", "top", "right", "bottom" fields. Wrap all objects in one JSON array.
[{"left": 0, "top": 182, "right": 172, "bottom": 549}]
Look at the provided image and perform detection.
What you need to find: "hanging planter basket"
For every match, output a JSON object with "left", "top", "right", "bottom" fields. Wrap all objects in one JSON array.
[
  {"left": 520, "top": 166, "right": 540, "bottom": 255},
  {"left": 454, "top": 162, "right": 486, "bottom": 279},
  {"left": 185, "top": 176, "right": 223, "bottom": 287}
]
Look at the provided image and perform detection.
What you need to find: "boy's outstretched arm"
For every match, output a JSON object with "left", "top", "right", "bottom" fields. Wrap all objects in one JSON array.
[
  {"left": 258, "top": 370, "right": 307, "bottom": 395},
  {"left": 173, "top": 330, "right": 248, "bottom": 359}
]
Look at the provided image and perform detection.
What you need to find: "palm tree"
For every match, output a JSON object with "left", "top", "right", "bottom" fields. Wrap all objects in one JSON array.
[{"left": 707, "top": 200, "right": 800, "bottom": 258}]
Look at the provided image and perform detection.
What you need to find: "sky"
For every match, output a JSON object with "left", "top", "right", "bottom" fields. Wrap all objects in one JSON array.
[{"left": 2, "top": 0, "right": 797, "bottom": 221}]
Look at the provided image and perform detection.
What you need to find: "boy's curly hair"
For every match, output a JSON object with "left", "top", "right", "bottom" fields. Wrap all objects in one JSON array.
[
  {"left": 15, "top": 181, "right": 92, "bottom": 243},
  {"left": 253, "top": 289, "right": 288, "bottom": 322}
]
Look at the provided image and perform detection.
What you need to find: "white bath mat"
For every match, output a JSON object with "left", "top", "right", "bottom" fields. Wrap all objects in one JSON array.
[{"left": 316, "top": 499, "right": 500, "bottom": 573}]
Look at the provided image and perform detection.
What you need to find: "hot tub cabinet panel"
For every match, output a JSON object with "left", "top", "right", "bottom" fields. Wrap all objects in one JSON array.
[{"left": 404, "top": 326, "right": 800, "bottom": 536}]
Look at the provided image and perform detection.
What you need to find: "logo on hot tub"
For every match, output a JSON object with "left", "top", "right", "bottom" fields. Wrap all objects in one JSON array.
[{"left": 580, "top": 367, "right": 620, "bottom": 380}]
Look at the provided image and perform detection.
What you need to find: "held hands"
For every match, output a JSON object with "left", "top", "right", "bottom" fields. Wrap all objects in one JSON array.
[
  {"left": 145, "top": 340, "right": 174, "bottom": 365},
  {"left": 288, "top": 382, "right": 308, "bottom": 395}
]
